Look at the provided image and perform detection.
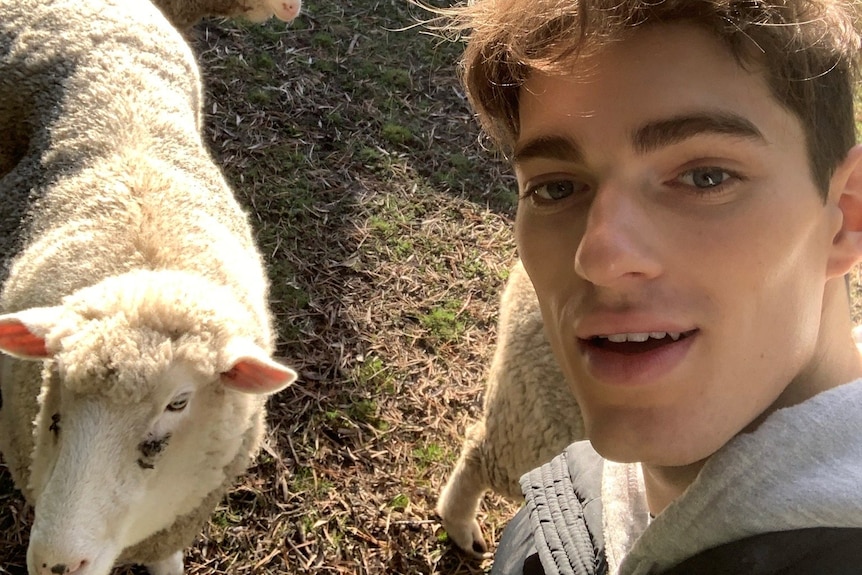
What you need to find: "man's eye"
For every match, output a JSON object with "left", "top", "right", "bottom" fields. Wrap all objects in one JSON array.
[
  {"left": 529, "top": 180, "right": 587, "bottom": 201},
  {"left": 677, "top": 167, "right": 732, "bottom": 189}
]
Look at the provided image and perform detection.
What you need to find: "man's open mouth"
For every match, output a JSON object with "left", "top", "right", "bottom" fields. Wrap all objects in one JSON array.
[{"left": 582, "top": 330, "right": 697, "bottom": 355}]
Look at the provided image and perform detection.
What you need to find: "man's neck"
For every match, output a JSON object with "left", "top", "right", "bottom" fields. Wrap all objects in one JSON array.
[
  {"left": 640, "top": 287, "right": 862, "bottom": 517},
  {"left": 640, "top": 460, "right": 706, "bottom": 516}
]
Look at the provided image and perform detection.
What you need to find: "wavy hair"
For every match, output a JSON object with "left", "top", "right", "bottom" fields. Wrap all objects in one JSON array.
[{"left": 443, "top": 0, "right": 861, "bottom": 195}]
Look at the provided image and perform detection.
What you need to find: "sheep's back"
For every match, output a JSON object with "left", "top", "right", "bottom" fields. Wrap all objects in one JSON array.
[
  {"left": 482, "top": 261, "right": 585, "bottom": 496},
  {"left": 0, "top": 0, "right": 272, "bottom": 340},
  {"left": 0, "top": 0, "right": 203, "bottom": 287}
]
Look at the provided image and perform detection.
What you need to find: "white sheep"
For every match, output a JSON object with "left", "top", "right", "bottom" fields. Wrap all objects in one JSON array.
[
  {"left": 150, "top": 0, "right": 302, "bottom": 29},
  {"left": 436, "top": 259, "right": 585, "bottom": 555},
  {"left": 0, "top": 0, "right": 297, "bottom": 574}
]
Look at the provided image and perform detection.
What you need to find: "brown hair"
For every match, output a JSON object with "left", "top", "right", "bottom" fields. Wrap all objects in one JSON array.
[{"left": 445, "top": 0, "right": 861, "bottom": 195}]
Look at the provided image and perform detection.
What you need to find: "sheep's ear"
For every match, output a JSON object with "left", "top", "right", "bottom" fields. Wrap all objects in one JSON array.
[
  {"left": 0, "top": 308, "right": 60, "bottom": 360},
  {"left": 220, "top": 341, "right": 297, "bottom": 394}
]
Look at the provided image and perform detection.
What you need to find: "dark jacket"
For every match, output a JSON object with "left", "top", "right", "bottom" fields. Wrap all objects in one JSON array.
[{"left": 491, "top": 442, "right": 606, "bottom": 575}]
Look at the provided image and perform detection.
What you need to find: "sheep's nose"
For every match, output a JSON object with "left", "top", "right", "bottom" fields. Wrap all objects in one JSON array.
[
  {"left": 31, "top": 556, "right": 88, "bottom": 574},
  {"left": 273, "top": 0, "right": 301, "bottom": 21}
]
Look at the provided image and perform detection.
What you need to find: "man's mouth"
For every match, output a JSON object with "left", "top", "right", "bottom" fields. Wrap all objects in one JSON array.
[{"left": 583, "top": 330, "right": 697, "bottom": 355}]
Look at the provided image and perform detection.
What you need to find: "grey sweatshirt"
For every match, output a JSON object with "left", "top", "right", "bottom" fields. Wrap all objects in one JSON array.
[
  {"left": 617, "top": 377, "right": 862, "bottom": 574},
  {"left": 517, "top": 378, "right": 862, "bottom": 575}
]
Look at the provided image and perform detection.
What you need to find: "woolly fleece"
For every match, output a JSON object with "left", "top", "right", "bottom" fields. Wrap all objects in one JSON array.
[
  {"left": 0, "top": 0, "right": 287, "bottom": 568},
  {"left": 437, "top": 259, "right": 586, "bottom": 554}
]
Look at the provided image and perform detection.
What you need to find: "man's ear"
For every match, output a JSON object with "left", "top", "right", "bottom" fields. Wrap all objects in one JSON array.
[{"left": 827, "top": 145, "right": 862, "bottom": 277}]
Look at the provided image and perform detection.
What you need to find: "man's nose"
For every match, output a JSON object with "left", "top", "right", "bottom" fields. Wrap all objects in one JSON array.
[{"left": 574, "top": 185, "right": 662, "bottom": 286}]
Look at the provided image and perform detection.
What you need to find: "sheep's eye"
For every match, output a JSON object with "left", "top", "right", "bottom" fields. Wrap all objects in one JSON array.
[{"left": 166, "top": 395, "right": 190, "bottom": 412}]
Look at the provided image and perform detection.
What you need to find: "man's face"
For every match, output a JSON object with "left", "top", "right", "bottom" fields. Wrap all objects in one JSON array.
[{"left": 514, "top": 23, "right": 845, "bottom": 466}]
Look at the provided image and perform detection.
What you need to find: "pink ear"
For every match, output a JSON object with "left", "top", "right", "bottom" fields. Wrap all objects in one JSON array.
[
  {"left": 221, "top": 355, "right": 297, "bottom": 394},
  {"left": 0, "top": 314, "right": 52, "bottom": 359}
]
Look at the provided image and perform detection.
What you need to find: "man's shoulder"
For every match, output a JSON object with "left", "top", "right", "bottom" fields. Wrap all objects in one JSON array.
[
  {"left": 491, "top": 441, "right": 606, "bottom": 575},
  {"left": 492, "top": 506, "right": 543, "bottom": 575}
]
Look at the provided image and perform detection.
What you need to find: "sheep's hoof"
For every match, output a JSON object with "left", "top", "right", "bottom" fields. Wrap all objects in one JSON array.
[
  {"left": 146, "top": 551, "right": 184, "bottom": 575},
  {"left": 443, "top": 518, "right": 490, "bottom": 559}
]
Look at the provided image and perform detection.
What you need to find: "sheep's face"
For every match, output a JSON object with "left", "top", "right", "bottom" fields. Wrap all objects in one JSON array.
[
  {"left": 0, "top": 273, "right": 296, "bottom": 575},
  {"left": 26, "top": 356, "right": 255, "bottom": 573}
]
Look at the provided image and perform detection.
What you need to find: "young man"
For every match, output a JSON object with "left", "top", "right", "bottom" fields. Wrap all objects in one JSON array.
[{"left": 447, "top": 1, "right": 862, "bottom": 573}]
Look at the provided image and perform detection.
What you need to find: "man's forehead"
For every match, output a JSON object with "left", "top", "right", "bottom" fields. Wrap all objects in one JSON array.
[
  {"left": 516, "top": 23, "right": 767, "bottom": 101},
  {"left": 512, "top": 25, "right": 797, "bottom": 161}
]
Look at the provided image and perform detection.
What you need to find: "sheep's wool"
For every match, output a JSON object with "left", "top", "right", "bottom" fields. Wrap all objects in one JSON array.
[{"left": 51, "top": 272, "right": 246, "bottom": 402}]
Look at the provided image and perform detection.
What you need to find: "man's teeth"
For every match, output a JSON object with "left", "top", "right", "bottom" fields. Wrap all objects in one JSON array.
[{"left": 603, "top": 332, "right": 682, "bottom": 343}]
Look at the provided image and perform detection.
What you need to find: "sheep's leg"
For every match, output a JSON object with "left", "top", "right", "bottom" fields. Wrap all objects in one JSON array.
[
  {"left": 146, "top": 551, "right": 184, "bottom": 575},
  {"left": 436, "top": 421, "right": 491, "bottom": 556}
]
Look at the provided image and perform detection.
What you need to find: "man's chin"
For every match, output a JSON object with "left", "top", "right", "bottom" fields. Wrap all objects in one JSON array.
[{"left": 586, "top": 422, "right": 724, "bottom": 468}]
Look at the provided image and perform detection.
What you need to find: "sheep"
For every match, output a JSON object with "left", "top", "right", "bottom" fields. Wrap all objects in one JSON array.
[
  {"left": 149, "top": 0, "right": 302, "bottom": 29},
  {"left": 0, "top": 0, "right": 298, "bottom": 573},
  {"left": 436, "top": 259, "right": 585, "bottom": 555}
]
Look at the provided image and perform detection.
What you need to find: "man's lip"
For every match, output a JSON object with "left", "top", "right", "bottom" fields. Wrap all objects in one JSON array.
[
  {"left": 575, "top": 312, "right": 696, "bottom": 340},
  {"left": 578, "top": 328, "right": 698, "bottom": 343},
  {"left": 577, "top": 329, "right": 699, "bottom": 386}
]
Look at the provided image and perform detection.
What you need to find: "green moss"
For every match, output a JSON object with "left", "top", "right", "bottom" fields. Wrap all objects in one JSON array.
[
  {"left": 253, "top": 52, "right": 276, "bottom": 70},
  {"left": 248, "top": 87, "right": 274, "bottom": 106},
  {"left": 312, "top": 32, "right": 335, "bottom": 49},
  {"left": 389, "top": 493, "right": 410, "bottom": 511},
  {"left": 418, "top": 301, "right": 467, "bottom": 343},
  {"left": 412, "top": 442, "right": 446, "bottom": 470},
  {"left": 380, "top": 67, "right": 411, "bottom": 90},
  {"left": 381, "top": 123, "right": 414, "bottom": 147}
]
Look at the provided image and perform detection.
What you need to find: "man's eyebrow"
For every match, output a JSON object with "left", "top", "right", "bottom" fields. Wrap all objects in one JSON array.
[
  {"left": 632, "top": 112, "right": 766, "bottom": 154},
  {"left": 512, "top": 113, "right": 765, "bottom": 165},
  {"left": 512, "top": 135, "right": 585, "bottom": 167}
]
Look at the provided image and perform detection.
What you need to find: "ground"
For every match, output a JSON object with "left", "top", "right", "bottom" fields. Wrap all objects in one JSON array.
[{"left": 3, "top": 1, "right": 862, "bottom": 574}]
